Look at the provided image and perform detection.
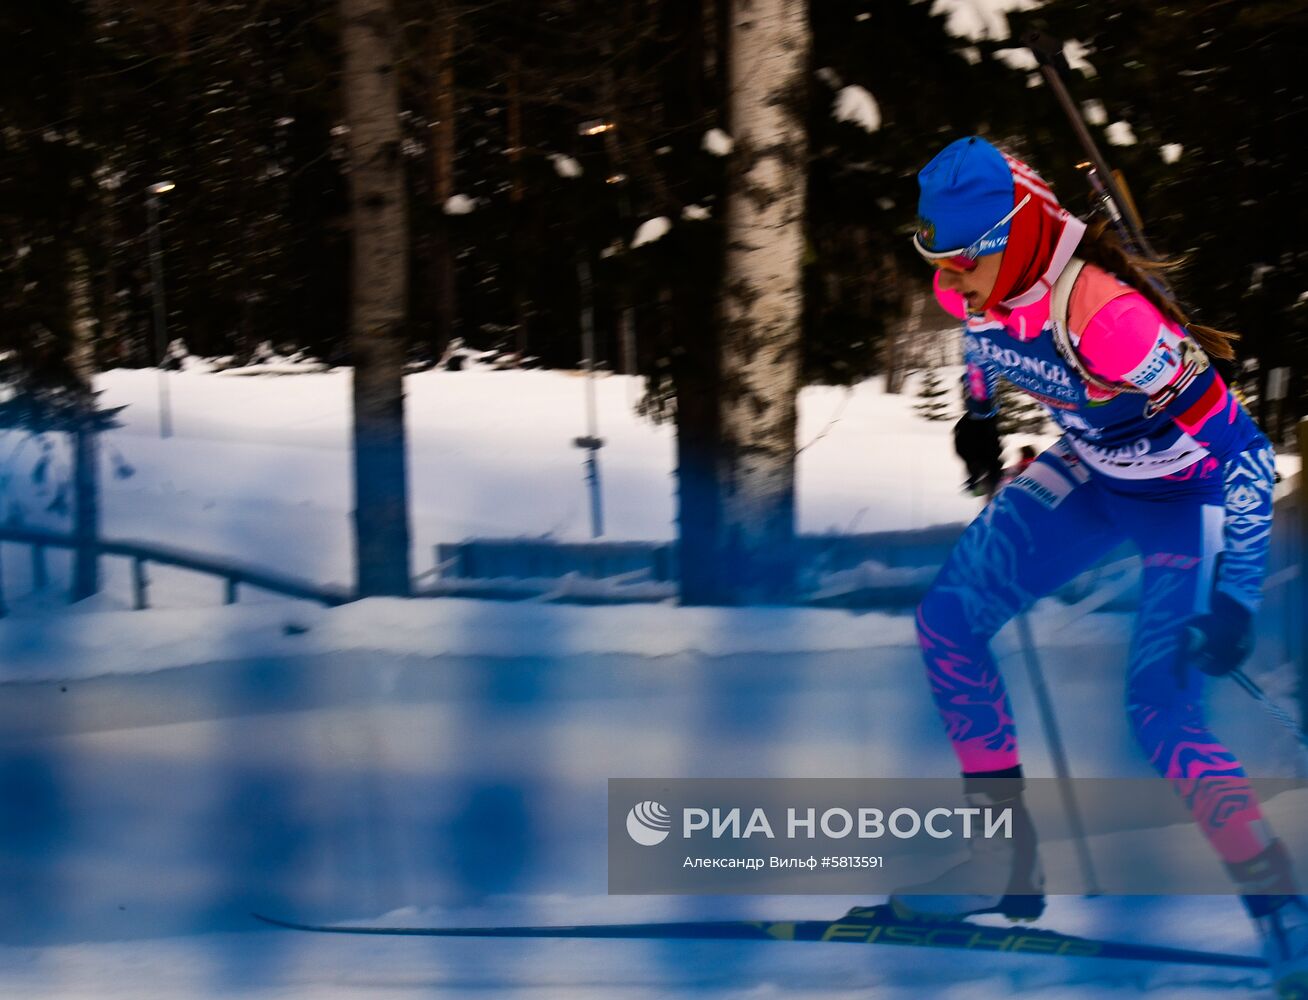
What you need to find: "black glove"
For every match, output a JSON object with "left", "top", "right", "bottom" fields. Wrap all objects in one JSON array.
[{"left": 1183, "top": 591, "right": 1255, "bottom": 677}]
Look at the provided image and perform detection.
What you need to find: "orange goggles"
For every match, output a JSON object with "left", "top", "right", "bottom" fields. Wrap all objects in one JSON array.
[
  {"left": 912, "top": 194, "right": 1030, "bottom": 274},
  {"left": 926, "top": 253, "right": 980, "bottom": 274}
]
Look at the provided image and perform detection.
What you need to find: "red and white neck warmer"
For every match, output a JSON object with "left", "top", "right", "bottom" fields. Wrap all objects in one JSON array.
[{"left": 984, "top": 153, "right": 1086, "bottom": 316}]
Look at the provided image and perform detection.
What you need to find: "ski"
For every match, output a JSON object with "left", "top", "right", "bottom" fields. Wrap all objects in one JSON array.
[{"left": 255, "top": 904, "right": 1266, "bottom": 970}]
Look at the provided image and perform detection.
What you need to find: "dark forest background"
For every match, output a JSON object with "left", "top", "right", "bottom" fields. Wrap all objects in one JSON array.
[{"left": 2, "top": 0, "right": 1305, "bottom": 434}]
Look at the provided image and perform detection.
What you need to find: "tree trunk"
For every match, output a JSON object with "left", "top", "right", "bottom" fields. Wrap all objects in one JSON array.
[
  {"left": 429, "top": 0, "right": 458, "bottom": 359},
  {"left": 507, "top": 51, "right": 529, "bottom": 357},
  {"left": 658, "top": 0, "right": 726, "bottom": 604},
  {"left": 341, "top": 0, "right": 412, "bottom": 596},
  {"left": 68, "top": 243, "right": 101, "bottom": 602},
  {"left": 885, "top": 282, "right": 924, "bottom": 395},
  {"left": 673, "top": 295, "right": 725, "bottom": 604},
  {"left": 716, "top": 0, "right": 808, "bottom": 603}
]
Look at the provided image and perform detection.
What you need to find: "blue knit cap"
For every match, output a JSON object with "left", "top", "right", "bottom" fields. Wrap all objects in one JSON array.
[{"left": 915, "top": 136, "right": 1016, "bottom": 255}]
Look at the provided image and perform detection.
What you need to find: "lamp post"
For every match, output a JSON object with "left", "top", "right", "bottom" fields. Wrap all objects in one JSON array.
[
  {"left": 574, "top": 255, "right": 604, "bottom": 538},
  {"left": 146, "top": 181, "right": 175, "bottom": 438},
  {"left": 572, "top": 119, "right": 620, "bottom": 539}
]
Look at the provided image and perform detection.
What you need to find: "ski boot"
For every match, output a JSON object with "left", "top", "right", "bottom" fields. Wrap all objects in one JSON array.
[
  {"left": 888, "top": 766, "right": 1044, "bottom": 922},
  {"left": 1231, "top": 842, "right": 1308, "bottom": 999}
]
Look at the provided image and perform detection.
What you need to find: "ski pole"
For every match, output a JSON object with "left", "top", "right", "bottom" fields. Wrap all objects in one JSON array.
[
  {"left": 1015, "top": 613, "right": 1102, "bottom": 895},
  {"left": 1229, "top": 667, "right": 1308, "bottom": 751}
]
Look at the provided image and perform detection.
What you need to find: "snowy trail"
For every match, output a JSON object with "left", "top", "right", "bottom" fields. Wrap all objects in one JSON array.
[
  {"left": 0, "top": 928, "right": 1272, "bottom": 999},
  {"left": 0, "top": 598, "right": 1294, "bottom": 997}
]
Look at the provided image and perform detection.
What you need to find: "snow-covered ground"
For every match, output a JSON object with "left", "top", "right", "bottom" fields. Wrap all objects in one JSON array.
[
  {"left": 0, "top": 595, "right": 1301, "bottom": 998},
  {"left": 1, "top": 367, "right": 1297, "bottom": 603},
  {"left": 2, "top": 367, "right": 1045, "bottom": 603},
  {"left": 0, "top": 367, "right": 1304, "bottom": 998}
]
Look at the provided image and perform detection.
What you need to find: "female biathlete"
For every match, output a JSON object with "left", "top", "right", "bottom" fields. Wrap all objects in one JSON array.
[{"left": 889, "top": 136, "right": 1302, "bottom": 995}]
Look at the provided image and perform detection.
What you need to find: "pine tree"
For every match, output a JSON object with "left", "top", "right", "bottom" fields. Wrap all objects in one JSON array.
[
  {"left": 996, "top": 380, "right": 1051, "bottom": 436},
  {"left": 913, "top": 367, "right": 953, "bottom": 422}
]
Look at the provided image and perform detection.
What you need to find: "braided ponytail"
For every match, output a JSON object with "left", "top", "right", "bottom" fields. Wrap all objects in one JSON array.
[{"left": 1075, "top": 217, "right": 1239, "bottom": 362}]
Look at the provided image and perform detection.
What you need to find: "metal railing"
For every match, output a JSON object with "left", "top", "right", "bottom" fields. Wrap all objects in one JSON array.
[{"left": 0, "top": 526, "right": 350, "bottom": 616}]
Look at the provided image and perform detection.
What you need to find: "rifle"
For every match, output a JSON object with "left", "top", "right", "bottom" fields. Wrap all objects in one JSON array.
[{"left": 1024, "top": 30, "right": 1158, "bottom": 260}]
